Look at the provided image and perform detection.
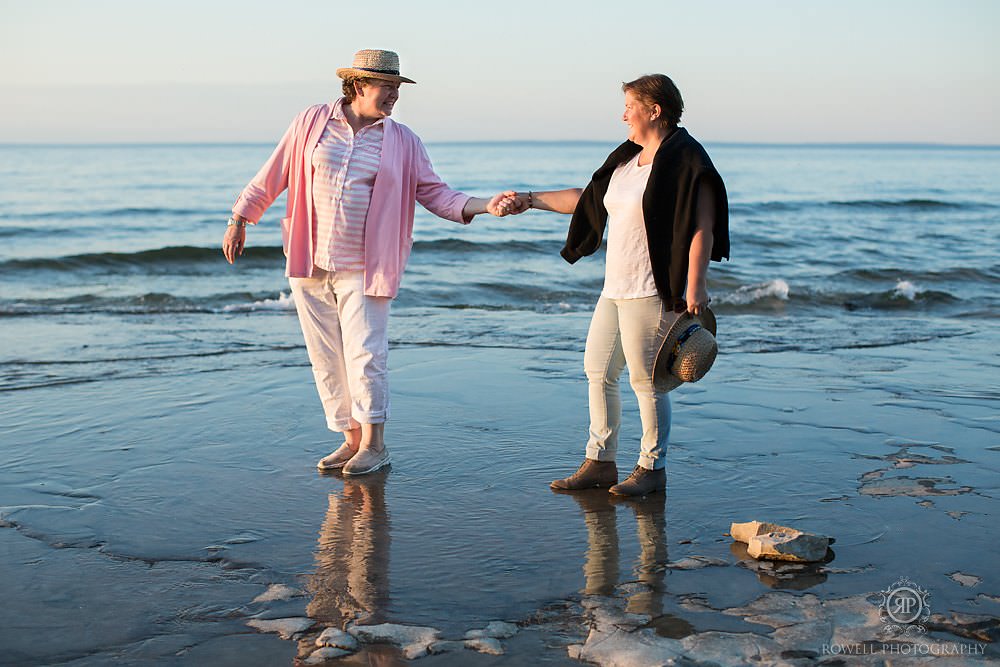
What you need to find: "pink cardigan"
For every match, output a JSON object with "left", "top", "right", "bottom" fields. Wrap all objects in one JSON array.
[{"left": 232, "top": 101, "right": 471, "bottom": 298}]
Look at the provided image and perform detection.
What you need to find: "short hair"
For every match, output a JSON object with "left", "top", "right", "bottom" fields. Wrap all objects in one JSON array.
[
  {"left": 341, "top": 76, "right": 374, "bottom": 103},
  {"left": 622, "top": 74, "right": 684, "bottom": 128}
]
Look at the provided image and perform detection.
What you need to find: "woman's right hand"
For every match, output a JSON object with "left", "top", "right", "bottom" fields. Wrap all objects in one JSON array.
[{"left": 223, "top": 225, "right": 246, "bottom": 264}]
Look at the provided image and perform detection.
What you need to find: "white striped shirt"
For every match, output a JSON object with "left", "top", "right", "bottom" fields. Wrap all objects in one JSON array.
[{"left": 311, "top": 99, "right": 384, "bottom": 271}]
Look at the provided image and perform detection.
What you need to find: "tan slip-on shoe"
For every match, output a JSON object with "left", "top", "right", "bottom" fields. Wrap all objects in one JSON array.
[
  {"left": 609, "top": 465, "right": 666, "bottom": 497},
  {"left": 342, "top": 447, "right": 391, "bottom": 476},
  {"left": 550, "top": 459, "right": 618, "bottom": 490},
  {"left": 317, "top": 442, "right": 358, "bottom": 471}
]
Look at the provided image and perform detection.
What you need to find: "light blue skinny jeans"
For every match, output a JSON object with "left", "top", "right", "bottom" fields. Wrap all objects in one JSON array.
[{"left": 584, "top": 295, "right": 679, "bottom": 470}]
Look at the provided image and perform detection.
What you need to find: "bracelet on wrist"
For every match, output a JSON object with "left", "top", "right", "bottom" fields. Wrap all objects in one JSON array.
[
  {"left": 227, "top": 217, "right": 247, "bottom": 228},
  {"left": 527, "top": 191, "right": 534, "bottom": 209}
]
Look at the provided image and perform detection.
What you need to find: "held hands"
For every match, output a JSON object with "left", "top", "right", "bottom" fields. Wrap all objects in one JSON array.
[{"left": 487, "top": 191, "right": 529, "bottom": 217}]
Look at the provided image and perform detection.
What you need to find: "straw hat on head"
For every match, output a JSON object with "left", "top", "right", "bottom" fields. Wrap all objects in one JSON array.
[
  {"left": 653, "top": 307, "right": 718, "bottom": 393},
  {"left": 336, "top": 49, "right": 416, "bottom": 84}
]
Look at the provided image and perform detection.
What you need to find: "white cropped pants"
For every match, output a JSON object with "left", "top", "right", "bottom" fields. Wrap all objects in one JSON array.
[
  {"left": 288, "top": 269, "right": 391, "bottom": 432},
  {"left": 584, "top": 295, "right": 680, "bottom": 470}
]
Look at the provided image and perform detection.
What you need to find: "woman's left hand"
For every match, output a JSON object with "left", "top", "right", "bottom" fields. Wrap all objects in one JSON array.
[{"left": 686, "top": 282, "right": 710, "bottom": 315}]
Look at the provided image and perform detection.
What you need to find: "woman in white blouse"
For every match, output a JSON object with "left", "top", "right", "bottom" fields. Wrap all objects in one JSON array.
[{"left": 506, "top": 74, "right": 730, "bottom": 497}]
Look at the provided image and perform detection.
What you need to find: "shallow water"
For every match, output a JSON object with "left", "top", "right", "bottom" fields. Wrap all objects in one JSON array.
[
  {"left": 3, "top": 332, "right": 999, "bottom": 663},
  {"left": 1, "top": 142, "right": 998, "bottom": 663}
]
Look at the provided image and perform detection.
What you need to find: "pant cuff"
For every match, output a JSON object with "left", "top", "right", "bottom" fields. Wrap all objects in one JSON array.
[
  {"left": 638, "top": 455, "right": 665, "bottom": 471},
  {"left": 351, "top": 410, "right": 389, "bottom": 425},
  {"left": 586, "top": 447, "right": 617, "bottom": 462},
  {"left": 326, "top": 417, "right": 356, "bottom": 433}
]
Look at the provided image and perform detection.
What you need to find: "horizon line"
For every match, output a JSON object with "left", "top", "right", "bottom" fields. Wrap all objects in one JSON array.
[{"left": 1, "top": 140, "right": 999, "bottom": 150}]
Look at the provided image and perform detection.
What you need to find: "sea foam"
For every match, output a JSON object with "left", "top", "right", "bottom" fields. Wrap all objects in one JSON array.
[
  {"left": 222, "top": 292, "right": 296, "bottom": 313},
  {"left": 722, "top": 279, "right": 790, "bottom": 305},
  {"left": 892, "top": 280, "right": 922, "bottom": 300}
]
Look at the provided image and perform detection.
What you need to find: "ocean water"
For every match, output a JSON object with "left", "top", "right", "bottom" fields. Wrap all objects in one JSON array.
[
  {"left": 1, "top": 141, "right": 997, "bottom": 392},
  {"left": 1, "top": 142, "right": 999, "bottom": 663}
]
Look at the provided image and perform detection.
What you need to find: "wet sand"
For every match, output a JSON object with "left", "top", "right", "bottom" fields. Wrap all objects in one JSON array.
[{"left": 1, "top": 324, "right": 998, "bottom": 665}]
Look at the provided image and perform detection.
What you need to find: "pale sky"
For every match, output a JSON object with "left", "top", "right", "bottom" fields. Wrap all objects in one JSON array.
[{"left": 2, "top": 0, "right": 997, "bottom": 144}]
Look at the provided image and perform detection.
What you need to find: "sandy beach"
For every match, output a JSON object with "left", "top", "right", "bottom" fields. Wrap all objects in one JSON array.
[{"left": 2, "top": 319, "right": 997, "bottom": 665}]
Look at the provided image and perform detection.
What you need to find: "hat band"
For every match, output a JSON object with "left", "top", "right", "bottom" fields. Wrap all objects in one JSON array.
[
  {"left": 667, "top": 323, "right": 702, "bottom": 369},
  {"left": 353, "top": 66, "right": 401, "bottom": 76}
]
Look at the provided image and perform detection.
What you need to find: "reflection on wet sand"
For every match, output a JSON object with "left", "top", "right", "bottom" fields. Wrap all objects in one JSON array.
[
  {"left": 299, "top": 470, "right": 392, "bottom": 661},
  {"left": 561, "top": 489, "right": 694, "bottom": 638},
  {"left": 572, "top": 489, "right": 619, "bottom": 597}
]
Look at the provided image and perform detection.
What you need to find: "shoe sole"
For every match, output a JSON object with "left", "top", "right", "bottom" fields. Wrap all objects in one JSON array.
[
  {"left": 609, "top": 486, "right": 666, "bottom": 497},
  {"left": 549, "top": 481, "right": 616, "bottom": 491},
  {"left": 342, "top": 455, "right": 391, "bottom": 476}
]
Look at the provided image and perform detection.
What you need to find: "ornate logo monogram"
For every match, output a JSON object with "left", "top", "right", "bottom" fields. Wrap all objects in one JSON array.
[{"left": 875, "top": 577, "right": 931, "bottom": 636}]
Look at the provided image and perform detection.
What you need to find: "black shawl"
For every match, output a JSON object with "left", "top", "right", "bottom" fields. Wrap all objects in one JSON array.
[{"left": 561, "top": 128, "right": 730, "bottom": 305}]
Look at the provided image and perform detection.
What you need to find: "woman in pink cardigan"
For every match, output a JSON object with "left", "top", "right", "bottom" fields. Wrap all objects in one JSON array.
[{"left": 222, "top": 49, "right": 514, "bottom": 476}]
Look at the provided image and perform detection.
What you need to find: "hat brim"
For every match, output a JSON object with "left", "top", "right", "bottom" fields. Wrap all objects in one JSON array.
[
  {"left": 652, "top": 306, "right": 717, "bottom": 393},
  {"left": 335, "top": 67, "right": 416, "bottom": 84}
]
